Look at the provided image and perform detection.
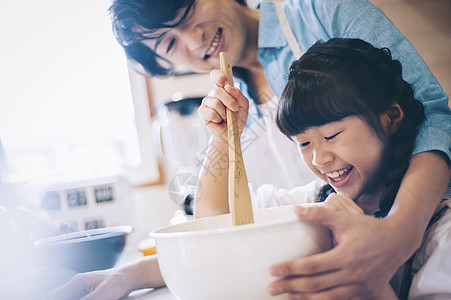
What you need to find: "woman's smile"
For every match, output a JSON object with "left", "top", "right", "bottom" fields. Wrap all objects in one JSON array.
[
  {"left": 204, "top": 27, "right": 224, "bottom": 60},
  {"left": 141, "top": 0, "right": 259, "bottom": 72}
]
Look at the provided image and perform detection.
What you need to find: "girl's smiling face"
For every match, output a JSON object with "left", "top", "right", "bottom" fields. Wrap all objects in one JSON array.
[
  {"left": 294, "top": 116, "right": 388, "bottom": 204},
  {"left": 140, "top": 0, "right": 259, "bottom": 73}
]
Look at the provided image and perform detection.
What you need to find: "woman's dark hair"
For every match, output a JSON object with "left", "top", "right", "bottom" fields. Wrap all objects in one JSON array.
[
  {"left": 276, "top": 38, "right": 425, "bottom": 217},
  {"left": 109, "top": 0, "right": 247, "bottom": 77}
]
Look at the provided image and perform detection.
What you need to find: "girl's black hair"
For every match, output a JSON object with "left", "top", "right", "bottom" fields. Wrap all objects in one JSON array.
[
  {"left": 109, "top": 0, "right": 247, "bottom": 77},
  {"left": 276, "top": 38, "right": 425, "bottom": 217}
]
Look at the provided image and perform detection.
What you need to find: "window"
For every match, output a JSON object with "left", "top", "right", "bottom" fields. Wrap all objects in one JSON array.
[{"left": 0, "top": 0, "right": 159, "bottom": 185}]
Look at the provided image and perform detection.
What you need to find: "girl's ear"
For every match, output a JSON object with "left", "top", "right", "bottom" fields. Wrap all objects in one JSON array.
[{"left": 381, "top": 103, "right": 404, "bottom": 135}]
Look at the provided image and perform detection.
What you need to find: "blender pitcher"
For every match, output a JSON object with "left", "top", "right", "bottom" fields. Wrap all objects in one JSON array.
[{"left": 152, "top": 97, "right": 210, "bottom": 174}]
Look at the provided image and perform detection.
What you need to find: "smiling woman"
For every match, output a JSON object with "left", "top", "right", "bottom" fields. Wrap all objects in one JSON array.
[{"left": 0, "top": 0, "right": 159, "bottom": 185}]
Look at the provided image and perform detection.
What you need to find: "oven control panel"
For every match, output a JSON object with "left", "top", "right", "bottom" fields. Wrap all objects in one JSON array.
[{"left": 37, "top": 174, "right": 133, "bottom": 232}]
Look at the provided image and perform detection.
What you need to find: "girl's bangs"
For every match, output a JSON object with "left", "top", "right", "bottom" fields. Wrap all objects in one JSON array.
[{"left": 277, "top": 71, "right": 365, "bottom": 137}]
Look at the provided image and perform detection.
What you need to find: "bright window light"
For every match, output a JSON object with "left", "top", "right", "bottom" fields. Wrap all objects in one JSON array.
[{"left": 0, "top": 0, "right": 158, "bottom": 185}]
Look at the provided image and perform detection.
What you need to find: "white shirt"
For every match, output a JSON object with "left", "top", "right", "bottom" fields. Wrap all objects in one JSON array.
[{"left": 250, "top": 178, "right": 325, "bottom": 210}]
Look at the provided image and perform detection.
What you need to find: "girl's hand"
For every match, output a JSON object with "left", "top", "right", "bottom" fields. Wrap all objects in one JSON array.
[{"left": 198, "top": 69, "right": 249, "bottom": 142}]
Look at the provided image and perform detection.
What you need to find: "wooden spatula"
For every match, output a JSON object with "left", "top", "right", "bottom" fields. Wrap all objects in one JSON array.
[{"left": 219, "top": 52, "right": 255, "bottom": 226}]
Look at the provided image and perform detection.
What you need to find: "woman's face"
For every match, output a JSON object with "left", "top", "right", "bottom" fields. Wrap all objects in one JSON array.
[
  {"left": 141, "top": 0, "right": 258, "bottom": 73},
  {"left": 294, "top": 116, "right": 387, "bottom": 202}
]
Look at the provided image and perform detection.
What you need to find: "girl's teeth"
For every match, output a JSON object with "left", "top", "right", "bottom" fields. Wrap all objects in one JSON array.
[{"left": 326, "top": 167, "right": 350, "bottom": 179}]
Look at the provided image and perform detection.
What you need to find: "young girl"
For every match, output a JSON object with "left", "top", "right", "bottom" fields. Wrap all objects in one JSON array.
[{"left": 196, "top": 38, "right": 451, "bottom": 299}]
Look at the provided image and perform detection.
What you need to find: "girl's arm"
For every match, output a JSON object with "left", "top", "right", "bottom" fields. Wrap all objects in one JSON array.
[
  {"left": 195, "top": 70, "right": 250, "bottom": 218},
  {"left": 194, "top": 138, "right": 230, "bottom": 218}
]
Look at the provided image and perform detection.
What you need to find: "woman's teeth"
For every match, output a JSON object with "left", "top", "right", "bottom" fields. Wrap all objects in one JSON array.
[
  {"left": 327, "top": 167, "right": 352, "bottom": 182},
  {"left": 204, "top": 28, "right": 222, "bottom": 59}
]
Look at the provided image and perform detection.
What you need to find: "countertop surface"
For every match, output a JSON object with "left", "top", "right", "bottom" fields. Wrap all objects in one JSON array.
[{"left": 126, "top": 287, "right": 176, "bottom": 300}]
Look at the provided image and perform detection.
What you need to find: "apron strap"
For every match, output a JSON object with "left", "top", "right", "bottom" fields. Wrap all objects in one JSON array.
[{"left": 273, "top": 1, "right": 303, "bottom": 59}]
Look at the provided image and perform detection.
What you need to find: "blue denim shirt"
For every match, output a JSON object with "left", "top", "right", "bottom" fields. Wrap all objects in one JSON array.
[{"left": 257, "top": 0, "right": 451, "bottom": 159}]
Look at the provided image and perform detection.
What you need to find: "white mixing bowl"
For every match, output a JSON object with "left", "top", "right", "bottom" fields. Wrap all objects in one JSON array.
[{"left": 150, "top": 204, "right": 332, "bottom": 300}]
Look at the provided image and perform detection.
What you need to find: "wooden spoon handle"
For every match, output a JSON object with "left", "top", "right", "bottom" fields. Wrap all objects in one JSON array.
[{"left": 219, "top": 52, "right": 254, "bottom": 226}]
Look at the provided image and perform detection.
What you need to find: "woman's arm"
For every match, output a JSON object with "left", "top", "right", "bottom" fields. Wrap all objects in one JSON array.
[{"left": 385, "top": 151, "right": 450, "bottom": 266}]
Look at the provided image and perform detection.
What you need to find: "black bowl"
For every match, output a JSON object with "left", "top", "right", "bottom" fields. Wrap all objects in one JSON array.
[{"left": 34, "top": 225, "right": 132, "bottom": 273}]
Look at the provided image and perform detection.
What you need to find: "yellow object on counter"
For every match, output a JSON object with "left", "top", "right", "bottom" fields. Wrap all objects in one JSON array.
[{"left": 138, "top": 238, "right": 157, "bottom": 256}]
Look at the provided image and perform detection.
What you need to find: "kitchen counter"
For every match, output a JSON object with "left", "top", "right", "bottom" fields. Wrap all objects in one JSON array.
[{"left": 126, "top": 287, "right": 176, "bottom": 300}]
